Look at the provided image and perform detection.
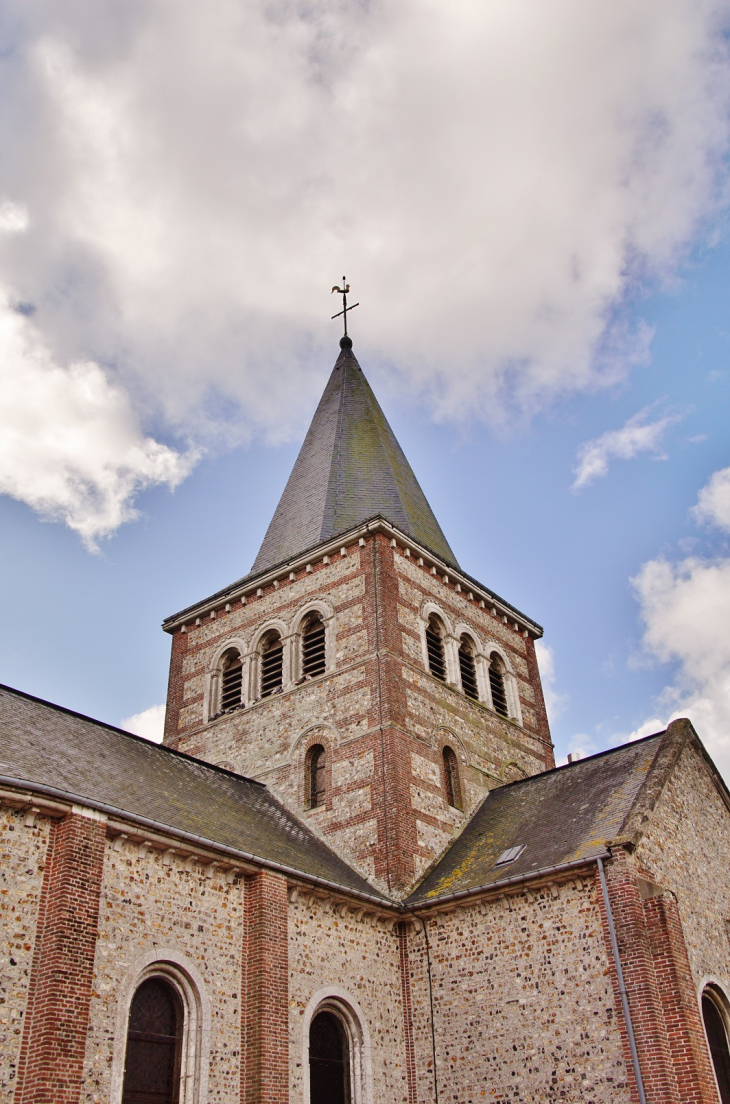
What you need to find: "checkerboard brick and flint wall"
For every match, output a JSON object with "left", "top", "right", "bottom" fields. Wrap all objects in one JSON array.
[{"left": 163, "top": 529, "right": 553, "bottom": 895}]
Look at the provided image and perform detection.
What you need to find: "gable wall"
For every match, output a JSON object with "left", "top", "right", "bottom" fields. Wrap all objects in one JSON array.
[
  {"left": 636, "top": 741, "right": 730, "bottom": 1003},
  {"left": 405, "top": 879, "right": 632, "bottom": 1104}
]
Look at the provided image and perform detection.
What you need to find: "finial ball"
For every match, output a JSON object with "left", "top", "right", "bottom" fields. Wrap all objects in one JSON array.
[{"left": 340, "top": 335, "right": 353, "bottom": 350}]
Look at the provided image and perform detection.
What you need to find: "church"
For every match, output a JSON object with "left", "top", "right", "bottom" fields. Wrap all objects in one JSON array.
[{"left": 1, "top": 333, "right": 730, "bottom": 1104}]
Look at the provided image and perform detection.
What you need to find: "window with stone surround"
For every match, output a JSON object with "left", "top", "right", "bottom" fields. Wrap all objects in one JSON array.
[
  {"left": 458, "top": 635, "right": 479, "bottom": 700},
  {"left": 260, "top": 631, "right": 284, "bottom": 697},
  {"left": 702, "top": 988, "right": 730, "bottom": 1104},
  {"left": 426, "top": 615, "right": 447, "bottom": 682},
  {"left": 307, "top": 744, "right": 326, "bottom": 808},
  {"left": 122, "top": 976, "right": 183, "bottom": 1104},
  {"left": 443, "top": 745, "right": 461, "bottom": 809}
]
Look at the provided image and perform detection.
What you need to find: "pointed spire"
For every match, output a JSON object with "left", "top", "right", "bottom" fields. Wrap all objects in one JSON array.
[{"left": 251, "top": 339, "right": 459, "bottom": 575}]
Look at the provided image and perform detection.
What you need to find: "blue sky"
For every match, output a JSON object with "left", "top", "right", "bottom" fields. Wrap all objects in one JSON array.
[{"left": 1, "top": 2, "right": 730, "bottom": 780}]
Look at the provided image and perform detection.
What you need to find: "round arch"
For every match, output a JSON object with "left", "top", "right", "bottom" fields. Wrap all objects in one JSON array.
[
  {"left": 302, "top": 986, "right": 373, "bottom": 1104},
  {"left": 204, "top": 637, "right": 249, "bottom": 722},
  {"left": 110, "top": 947, "right": 211, "bottom": 1104},
  {"left": 701, "top": 982, "right": 730, "bottom": 1103}
]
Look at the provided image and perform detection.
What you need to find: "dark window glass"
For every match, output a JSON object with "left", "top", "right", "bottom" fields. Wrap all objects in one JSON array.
[
  {"left": 303, "top": 614, "right": 327, "bottom": 678},
  {"left": 443, "top": 746, "right": 460, "bottom": 808},
  {"left": 426, "top": 618, "right": 446, "bottom": 682},
  {"left": 122, "top": 977, "right": 182, "bottom": 1104},
  {"left": 261, "top": 634, "right": 283, "bottom": 697},
  {"left": 220, "top": 650, "right": 243, "bottom": 711},
  {"left": 458, "top": 638, "right": 479, "bottom": 700},
  {"left": 489, "top": 653, "right": 509, "bottom": 717},
  {"left": 310, "top": 1010, "right": 350, "bottom": 1104},
  {"left": 703, "top": 994, "right": 730, "bottom": 1104},
  {"left": 309, "top": 744, "right": 326, "bottom": 808}
]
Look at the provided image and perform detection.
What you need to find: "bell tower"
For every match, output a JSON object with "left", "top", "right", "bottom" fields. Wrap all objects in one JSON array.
[{"left": 162, "top": 335, "right": 553, "bottom": 895}]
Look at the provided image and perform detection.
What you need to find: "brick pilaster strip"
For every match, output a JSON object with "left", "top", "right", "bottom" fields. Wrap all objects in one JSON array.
[
  {"left": 241, "top": 870, "right": 289, "bottom": 1104},
  {"left": 643, "top": 892, "right": 719, "bottom": 1104},
  {"left": 398, "top": 922, "right": 418, "bottom": 1104},
  {"left": 15, "top": 812, "right": 106, "bottom": 1104},
  {"left": 597, "top": 854, "right": 680, "bottom": 1104}
]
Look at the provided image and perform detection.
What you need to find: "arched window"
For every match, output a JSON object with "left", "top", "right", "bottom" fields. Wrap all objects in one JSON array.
[
  {"left": 122, "top": 976, "right": 183, "bottom": 1104},
  {"left": 488, "top": 652, "right": 509, "bottom": 718},
  {"left": 309, "top": 1009, "right": 350, "bottom": 1104},
  {"left": 703, "top": 990, "right": 730, "bottom": 1104},
  {"left": 302, "top": 613, "right": 327, "bottom": 678},
  {"left": 426, "top": 616, "right": 447, "bottom": 682},
  {"left": 458, "top": 636, "right": 479, "bottom": 700},
  {"left": 260, "top": 632, "right": 284, "bottom": 697},
  {"left": 307, "top": 744, "right": 326, "bottom": 809},
  {"left": 443, "top": 746, "right": 461, "bottom": 809},
  {"left": 220, "top": 648, "right": 243, "bottom": 712}
]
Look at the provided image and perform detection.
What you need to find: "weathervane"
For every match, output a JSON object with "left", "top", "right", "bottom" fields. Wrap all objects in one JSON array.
[{"left": 331, "top": 278, "right": 359, "bottom": 337}]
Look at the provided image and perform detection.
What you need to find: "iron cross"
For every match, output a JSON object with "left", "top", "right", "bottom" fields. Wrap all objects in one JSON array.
[{"left": 331, "top": 278, "right": 359, "bottom": 337}]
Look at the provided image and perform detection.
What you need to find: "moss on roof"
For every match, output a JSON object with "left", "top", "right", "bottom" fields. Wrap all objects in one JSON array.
[
  {"left": 0, "top": 684, "right": 387, "bottom": 901},
  {"left": 406, "top": 734, "right": 666, "bottom": 904},
  {"left": 251, "top": 341, "right": 458, "bottom": 575}
]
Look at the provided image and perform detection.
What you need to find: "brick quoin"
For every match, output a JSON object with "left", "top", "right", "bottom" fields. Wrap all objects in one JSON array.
[
  {"left": 398, "top": 922, "right": 418, "bottom": 1104},
  {"left": 643, "top": 891, "right": 719, "bottom": 1104},
  {"left": 15, "top": 811, "right": 106, "bottom": 1104},
  {"left": 598, "top": 852, "right": 681, "bottom": 1104},
  {"left": 241, "top": 870, "right": 289, "bottom": 1104}
]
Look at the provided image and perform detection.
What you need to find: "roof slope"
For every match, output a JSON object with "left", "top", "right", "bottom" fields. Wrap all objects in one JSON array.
[
  {"left": 0, "top": 685, "right": 386, "bottom": 901},
  {"left": 251, "top": 338, "right": 458, "bottom": 575},
  {"left": 407, "top": 734, "right": 666, "bottom": 904}
]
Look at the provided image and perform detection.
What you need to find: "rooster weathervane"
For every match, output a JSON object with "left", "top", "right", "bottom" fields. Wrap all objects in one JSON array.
[{"left": 331, "top": 278, "right": 359, "bottom": 337}]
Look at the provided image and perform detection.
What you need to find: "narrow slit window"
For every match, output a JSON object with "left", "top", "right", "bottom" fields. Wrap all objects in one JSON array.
[
  {"left": 260, "top": 634, "right": 284, "bottom": 697},
  {"left": 309, "top": 744, "right": 326, "bottom": 809},
  {"left": 443, "top": 746, "right": 461, "bottom": 809},
  {"left": 220, "top": 650, "right": 243, "bottom": 711},
  {"left": 302, "top": 614, "right": 326, "bottom": 678},
  {"left": 458, "top": 637, "right": 479, "bottom": 700},
  {"left": 489, "top": 653, "right": 509, "bottom": 718},
  {"left": 426, "top": 617, "right": 446, "bottom": 682}
]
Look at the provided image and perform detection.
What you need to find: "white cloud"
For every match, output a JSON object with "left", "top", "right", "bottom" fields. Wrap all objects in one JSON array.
[
  {"left": 572, "top": 407, "right": 681, "bottom": 490},
  {"left": 631, "top": 543, "right": 730, "bottom": 781},
  {"left": 121, "top": 703, "right": 166, "bottom": 743},
  {"left": 0, "top": 201, "right": 29, "bottom": 233},
  {"left": 535, "top": 641, "right": 567, "bottom": 725},
  {"left": 1, "top": 2, "right": 730, "bottom": 536},
  {"left": 693, "top": 465, "right": 730, "bottom": 531},
  {"left": 0, "top": 292, "right": 195, "bottom": 549}
]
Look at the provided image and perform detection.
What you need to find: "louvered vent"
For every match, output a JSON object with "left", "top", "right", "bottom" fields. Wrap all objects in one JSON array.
[
  {"left": 261, "top": 635, "right": 284, "bottom": 697},
  {"left": 220, "top": 651, "right": 243, "bottom": 711},
  {"left": 458, "top": 639, "right": 479, "bottom": 700},
  {"left": 302, "top": 614, "right": 326, "bottom": 678},
  {"left": 489, "top": 654, "right": 509, "bottom": 717},
  {"left": 426, "top": 618, "right": 446, "bottom": 681}
]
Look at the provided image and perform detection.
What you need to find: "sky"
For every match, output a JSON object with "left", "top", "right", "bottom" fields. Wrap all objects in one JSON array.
[{"left": 1, "top": 1, "right": 730, "bottom": 782}]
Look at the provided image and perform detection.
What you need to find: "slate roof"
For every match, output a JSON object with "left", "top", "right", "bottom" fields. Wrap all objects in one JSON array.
[
  {"left": 251, "top": 338, "right": 458, "bottom": 575},
  {"left": 406, "top": 733, "right": 667, "bottom": 905},
  {"left": 0, "top": 684, "right": 388, "bottom": 902}
]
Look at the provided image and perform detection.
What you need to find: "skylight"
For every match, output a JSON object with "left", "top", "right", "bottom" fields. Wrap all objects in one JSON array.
[{"left": 495, "top": 845, "right": 525, "bottom": 866}]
